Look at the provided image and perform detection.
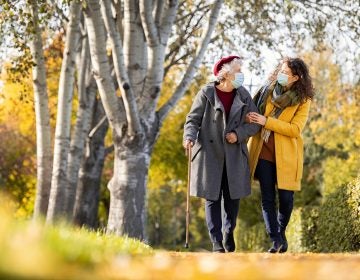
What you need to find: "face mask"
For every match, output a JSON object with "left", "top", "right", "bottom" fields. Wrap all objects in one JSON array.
[
  {"left": 277, "top": 73, "right": 289, "bottom": 86},
  {"left": 231, "top": 72, "right": 244, "bottom": 89}
]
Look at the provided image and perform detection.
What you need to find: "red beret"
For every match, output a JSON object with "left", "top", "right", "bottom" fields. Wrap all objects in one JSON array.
[{"left": 213, "top": 55, "right": 241, "bottom": 76}]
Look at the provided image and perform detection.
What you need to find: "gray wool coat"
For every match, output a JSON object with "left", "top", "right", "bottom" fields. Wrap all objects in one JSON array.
[{"left": 183, "top": 82, "right": 261, "bottom": 200}]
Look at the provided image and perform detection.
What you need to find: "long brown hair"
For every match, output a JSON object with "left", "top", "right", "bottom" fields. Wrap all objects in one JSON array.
[{"left": 270, "top": 57, "right": 315, "bottom": 103}]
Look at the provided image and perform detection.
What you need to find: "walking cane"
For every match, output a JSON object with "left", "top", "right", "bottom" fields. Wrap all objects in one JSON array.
[{"left": 184, "top": 144, "right": 192, "bottom": 249}]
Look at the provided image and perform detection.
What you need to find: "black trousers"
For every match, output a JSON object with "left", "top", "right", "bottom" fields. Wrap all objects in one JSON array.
[
  {"left": 205, "top": 165, "right": 240, "bottom": 243},
  {"left": 255, "top": 159, "right": 294, "bottom": 242}
]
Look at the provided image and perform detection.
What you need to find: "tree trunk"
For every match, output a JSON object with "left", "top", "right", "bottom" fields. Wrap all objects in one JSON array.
[
  {"left": 29, "top": 0, "right": 52, "bottom": 217},
  {"left": 46, "top": 1, "right": 82, "bottom": 222},
  {"left": 73, "top": 98, "right": 108, "bottom": 228},
  {"left": 64, "top": 34, "right": 96, "bottom": 216},
  {"left": 100, "top": 0, "right": 141, "bottom": 136},
  {"left": 107, "top": 143, "right": 150, "bottom": 239},
  {"left": 123, "top": 0, "right": 147, "bottom": 98},
  {"left": 84, "top": 0, "right": 223, "bottom": 239},
  {"left": 84, "top": 0, "right": 125, "bottom": 135}
]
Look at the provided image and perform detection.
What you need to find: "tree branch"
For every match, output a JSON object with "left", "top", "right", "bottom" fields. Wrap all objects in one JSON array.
[
  {"left": 158, "top": 0, "right": 223, "bottom": 123},
  {"left": 88, "top": 115, "right": 108, "bottom": 139},
  {"left": 154, "top": 0, "right": 165, "bottom": 28},
  {"left": 174, "top": 3, "right": 211, "bottom": 24},
  {"left": 84, "top": 0, "right": 126, "bottom": 137},
  {"left": 139, "top": 0, "right": 159, "bottom": 46},
  {"left": 164, "top": 7, "right": 208, "bottom": 68},
  {"left": 159, "top": 0, "right": 179, "bottom": 45},
  {"left": 48, "top": 0, "right": 69, "bottom": 23},
  {"left": 164, "top": 51, "right": 192, "bottom": 77},
  {"left": 100, "top": 0, "right": 142, "bottom": 136}
]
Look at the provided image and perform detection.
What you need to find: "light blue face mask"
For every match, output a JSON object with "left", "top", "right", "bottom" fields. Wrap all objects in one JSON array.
[
  {"left": 231, "top": 72, "right": 244, "bottom": 89},
  {"left": 277, "top": 73, "right": 289, "bottom": 86}
]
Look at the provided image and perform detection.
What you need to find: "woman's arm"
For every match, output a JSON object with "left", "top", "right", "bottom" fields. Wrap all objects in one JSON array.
[
  {"left": 265, "top": 100, "right": 311, "bottom": 138},
  {"left": 183, "top": 91, "right": 207, "bottom": 143},
  {"left": 233, "top": 90, "right": 262, "bottom": 143}
]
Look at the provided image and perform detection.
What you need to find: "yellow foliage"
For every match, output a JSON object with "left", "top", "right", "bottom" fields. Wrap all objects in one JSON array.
[
  {"left": 0, "top": 33, "right": 67, "bottom": 216},
  {"left": 304, "top": 49, "right": 360, "bottom": 194}
]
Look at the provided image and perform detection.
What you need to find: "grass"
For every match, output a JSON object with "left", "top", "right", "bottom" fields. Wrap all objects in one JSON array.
[
  {"left": 1, "top": 199, "right": 359, "bottom": 280},
  {"left": 0, "top": 202, "right": 153, "bottom": 280}
]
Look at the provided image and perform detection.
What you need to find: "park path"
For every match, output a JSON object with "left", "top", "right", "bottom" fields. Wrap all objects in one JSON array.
[{"left": 105, "top": 252, "right": 360, "bottom": 280}]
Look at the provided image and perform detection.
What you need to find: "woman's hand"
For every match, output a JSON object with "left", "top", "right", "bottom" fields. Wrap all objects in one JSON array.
[
  {"left": 247, "top": 112, "right": 267, "bottom": 126},
  {"left": 226, "top": 132, "right": 238, "bottom": 144},
  {"left": 183, "top": 139, "right": 194, "bottom": 149},
  {"left": 245, "top": 112, "right": 252, "bottom": 123}
]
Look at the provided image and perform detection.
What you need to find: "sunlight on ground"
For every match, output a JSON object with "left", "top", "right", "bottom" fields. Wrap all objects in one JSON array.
[
  {"left": 100, "top": 251, "right": 360, "bottom": 280},
  {"left": 0, "top": 201, "right": 359, "bottom": 280}
]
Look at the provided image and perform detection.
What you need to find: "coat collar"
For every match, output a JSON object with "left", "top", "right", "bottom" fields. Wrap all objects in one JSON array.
[{"left": 202, "top": 82, "right": 246, "bottom": 123}]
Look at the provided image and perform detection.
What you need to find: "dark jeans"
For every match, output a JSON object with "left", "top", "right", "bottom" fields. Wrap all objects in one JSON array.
[
  {"left": 255, "top": 159, "right": 294, "bottom": 242},
  {"left": 205, "top": 166, "right": 240, "bottom": 243}
]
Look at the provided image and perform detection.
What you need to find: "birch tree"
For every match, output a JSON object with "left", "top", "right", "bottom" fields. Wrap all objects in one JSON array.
[
  {"left": 46, "top": 1, "right": 82, "bottom": 222},
  {"left": 28, "top": 0, "right": 52, "bottom": 217},
  {"left": 65, "top": 29, "right": 97, "bottom": 216},
  {"left": 82, "top": 0, "right": 223, "bottom": 238},
  {"left": 1, "top": 0, "right": 358, "bottom": 235},
  {"left": 73, "top": 97, "right": 109, "bottom": 227}
]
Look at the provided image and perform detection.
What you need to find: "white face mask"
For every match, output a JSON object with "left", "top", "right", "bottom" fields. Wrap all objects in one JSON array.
[
  {"left": 277, "top": 72, "right": 289, "bottom": 86},
  {"left": 231, "top": 72, "right": 244, "bottom": 88}
]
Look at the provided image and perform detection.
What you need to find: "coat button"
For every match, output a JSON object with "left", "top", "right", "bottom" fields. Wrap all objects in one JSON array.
[{"left": 210, "top": 140, "right": 213, "bottom": 143}]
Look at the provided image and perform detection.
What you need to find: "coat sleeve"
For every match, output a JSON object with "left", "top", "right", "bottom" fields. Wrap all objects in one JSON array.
[
  {"left": 183, "top": 90, "right": 207, "bottom": 142},
  {"left": 264, "top": 100, "right": 311, "bottom": 138},
  {"left": 234, "top": 89, "right": 262, "bottom": 143}
]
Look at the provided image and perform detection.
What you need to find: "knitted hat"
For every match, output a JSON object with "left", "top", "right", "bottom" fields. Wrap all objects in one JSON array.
[{"left": 213, "top": 55, "right": 241, "bottom": 76}]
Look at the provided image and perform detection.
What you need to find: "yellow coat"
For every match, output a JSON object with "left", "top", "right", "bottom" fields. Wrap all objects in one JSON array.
[{"left": 248, "top": 97, "right": 311, "bottom": 191}]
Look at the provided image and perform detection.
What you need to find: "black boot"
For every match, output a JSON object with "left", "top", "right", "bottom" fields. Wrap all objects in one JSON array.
[
  {"left": 268, "top": 241, "right": 283, "bottom": 253},
  {"left": 279, "top": 231, "right": 288, "bottom": 253},
  {"left": 212, "top": 241, "right": 225, "bottom": 253},
  {"left": 223, "top": 232, "right": 235, "bottom": 252}
]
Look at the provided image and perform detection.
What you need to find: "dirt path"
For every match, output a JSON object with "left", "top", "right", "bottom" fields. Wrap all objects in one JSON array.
[{"left": 105, "top": 252, "right": 360, "bottom": 280}]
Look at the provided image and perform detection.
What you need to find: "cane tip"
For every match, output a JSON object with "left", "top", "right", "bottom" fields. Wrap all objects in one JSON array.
[{"left": 184, "top": 243, "right": 189, "bottom": 249}]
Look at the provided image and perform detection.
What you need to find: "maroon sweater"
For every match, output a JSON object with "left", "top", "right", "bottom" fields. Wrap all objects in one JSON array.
[{"left": 215, "top": 87, "right": 235, "bottom": 120}]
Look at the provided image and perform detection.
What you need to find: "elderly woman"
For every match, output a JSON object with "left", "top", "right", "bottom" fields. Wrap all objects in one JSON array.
[
  {"left": 247, "top": 57, "right": 314, "bottom": 253},
  {"left": 183, "top": 56, "right": 260, "bottom": 252}
]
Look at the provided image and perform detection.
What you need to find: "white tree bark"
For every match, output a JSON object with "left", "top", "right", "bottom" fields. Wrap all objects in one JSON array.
[
  {"left": 84, "top": 0, "right": 126, "bottom": 136},
  {"left": 123, "top": 0, "right": 147, "bottom": 98},
  {"left": 64, "top": 34, "right": 96, "bottom": 216},
  {"left": 100, "top": 0, "right": 142, "bottom": 136},
  {"left": 46, "top": 1, "right": 82, "bottom": 222},
  {"left": 29, "top": 0, "right": 53, "bottom": 218},
  {"left": 106, "top": 149, "right": 150, "bottom": 238},
  {"left": 85, "top": 0, "right": 149, "bottom": 238},
  {"left": 82, "top": 0, "right": 223, "bottom": 238},
  {"left": 138, "top": 0, "right": 178, "bottom": 118}
]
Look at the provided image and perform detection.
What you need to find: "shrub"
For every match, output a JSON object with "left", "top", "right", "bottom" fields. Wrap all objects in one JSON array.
[
  {"left": 235, "top": 220, "right": 268, "bottom": 252},
  {"left": 287, "top": 206, "right": 319, "bottom": 253},
  {"left": 316, "top": 176, "right": 360, "bottom": 252}
]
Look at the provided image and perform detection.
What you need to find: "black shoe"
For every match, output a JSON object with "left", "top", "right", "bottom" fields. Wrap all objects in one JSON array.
[
  {"left": 268, "top": 241, "right": 283, "bottom": 253},
  {"left": 223, "top": 232, "right": 235, "bottom": 252},
  {"left": 279, "top": 231, "right": 288, "bottom": 253},
  {"left": 212, "top": 241, "right": 225, "bottom": 253}
]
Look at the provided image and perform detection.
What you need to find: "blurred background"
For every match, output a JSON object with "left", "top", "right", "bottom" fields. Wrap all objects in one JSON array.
[{"left": 0, "top": 0, "right": 359, "bottom": 255}]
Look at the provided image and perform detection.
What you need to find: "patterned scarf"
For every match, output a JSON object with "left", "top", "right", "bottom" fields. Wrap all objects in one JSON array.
[{"left": 254, "top": 81, "right": 300, "bottom": 142}]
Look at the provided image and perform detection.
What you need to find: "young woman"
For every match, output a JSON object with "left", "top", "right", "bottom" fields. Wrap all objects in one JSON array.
[
  {"left": 247, "top": 57, "right": 314, "bottom": 253},
  {"left": 183, "top": 56, "right": 260, "bottom": 252}
]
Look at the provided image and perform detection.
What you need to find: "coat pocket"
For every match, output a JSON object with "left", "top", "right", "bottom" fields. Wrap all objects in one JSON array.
[{"left": 191, "top": 142, "right": 202, "bottom": 161}]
